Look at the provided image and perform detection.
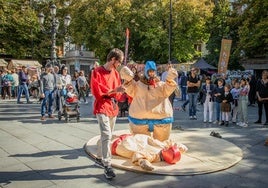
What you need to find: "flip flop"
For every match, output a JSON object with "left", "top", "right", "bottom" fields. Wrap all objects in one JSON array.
[{"left": 210, "top": 131, "right": 222, "bottom": 138}]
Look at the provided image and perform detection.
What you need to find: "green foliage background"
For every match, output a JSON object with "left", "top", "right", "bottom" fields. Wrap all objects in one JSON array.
[{"left": 0, "top": 0, "right": 267, "bottom": 67}]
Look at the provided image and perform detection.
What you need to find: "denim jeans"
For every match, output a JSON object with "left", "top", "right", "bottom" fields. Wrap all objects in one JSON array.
[
  {"left": 215, "top": 102, "right": 221, "bottom": 121},
  {"left": 238, "top": 96, "right": 248, "bottom": 123},
  {"left": 188, "top": 92, "right": 198, "bottom": 116},
  {"left": 17, "top": 83, "right": 30, "bottom": 102},
  {"left": 180, "top": 86, "right": 187, "bottom": 101},
  {"left": 41, "top": 90, "right": 54, "bottom": 116}
]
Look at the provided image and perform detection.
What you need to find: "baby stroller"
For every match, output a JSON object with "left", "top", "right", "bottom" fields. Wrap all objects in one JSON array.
[{"left": 58, "top": 86, "right": 80, "bottom": 122}]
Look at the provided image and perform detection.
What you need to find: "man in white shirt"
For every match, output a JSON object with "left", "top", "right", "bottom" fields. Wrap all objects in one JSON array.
[{"left": 11, "top": 69, "right": 19, "bottom": 98}]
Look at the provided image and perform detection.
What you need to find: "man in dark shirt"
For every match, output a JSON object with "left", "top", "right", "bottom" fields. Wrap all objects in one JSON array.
[
  {"left": 187, "top": 68, "right": 201, "bottom": 120},
  {"left": 17, "top": 66, "right": 31, "bottom": 104},
  {"left": 179, "top": 72, "right": 187, "bottom": 101},
  {"left": 213, "top": 78, "right": 225, "bottom": 125},
  {"left": 255, "top": 70, "right": 268, "bottom": 125}
]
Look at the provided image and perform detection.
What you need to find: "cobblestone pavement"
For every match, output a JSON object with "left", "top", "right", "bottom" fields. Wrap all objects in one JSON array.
[{"left": 0, "top": 97, "right": 268, "bottom": 188}]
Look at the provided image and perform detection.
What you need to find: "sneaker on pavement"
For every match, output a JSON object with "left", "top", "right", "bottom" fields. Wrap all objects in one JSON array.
[
  {"left": 85, "top": 101, "right": 88, "bottom": 104},
  {"left": 189, "top": 116, "right": 193, "bottom": 120},
  {"left": 94, "top": 158, "right": 104, "bottom": 168},
  {"left": 213, "top": 120, "right": 218, "bottom": 124},
  {"left": 239, "top": 122, "right": 248, "bottom": 127},
  {"left": 104, "top": 167, "right": 116, "bottom": 179},
  {"left": 243, "top": 123, "right": 248, "bottom": 127},
  {"left": 240, "top": 122, "right": 248, "bottom": 127},
  {"left": 193, "top": 115, "right": 197, "bottom": 120},
  {"left": 236, "top": 122, "right": 242, "bottom": 126},
  {"left": 48, "top": 115, "right": 55, "bottom": 118}
]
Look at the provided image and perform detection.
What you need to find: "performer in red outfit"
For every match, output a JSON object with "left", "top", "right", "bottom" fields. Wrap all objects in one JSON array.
[{"left": 90, "top": 48, "right": 125, "bottom": 179}]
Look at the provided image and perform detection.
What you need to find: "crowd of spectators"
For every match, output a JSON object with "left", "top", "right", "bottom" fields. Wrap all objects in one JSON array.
[
  {"left": 1, "top": 65, "right": 267, "bottom": 127},
  {"left": 174, "top": 69, "right": 268, "bottom": 127}
]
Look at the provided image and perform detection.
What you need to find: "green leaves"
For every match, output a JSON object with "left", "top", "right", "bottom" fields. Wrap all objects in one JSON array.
[
  {"left": 0, "top": 0, "right": 41, "bottom": 58},
  {"left": 4, "top": 0, "right": 266, "bottom": 67},
  {"left": 71, "top": 0, "right": 213, "bottom": 63}
]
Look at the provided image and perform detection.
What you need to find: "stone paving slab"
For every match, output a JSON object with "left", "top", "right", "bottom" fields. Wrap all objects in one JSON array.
[{"left": 0, "top": 98, "right": 268, "bottom": 188}]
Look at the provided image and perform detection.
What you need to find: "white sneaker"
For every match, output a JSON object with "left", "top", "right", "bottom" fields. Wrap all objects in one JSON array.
[
  {"left": 236, "top": 122, "right": 242, "bottom": 126},
  {"left": 238, "top": 122, "right": 248, "bottom": 127},
  {"left": 213, "top": 120, "right": 218, "bottom": 124},
  {"left": 190, "top": 116, "right": 193, "bottom": 119},
  {"left": 204, "top": 120, "right": 207, "bottom": 123},
  {"left": 85, "top": 101, "right": 88, "bottom": 104},
  {"left": 193, "top": 115, "right": 197, "bottom": 120},
  {"left": 241, "top": 122, "right": 248, "bottom": 127}
]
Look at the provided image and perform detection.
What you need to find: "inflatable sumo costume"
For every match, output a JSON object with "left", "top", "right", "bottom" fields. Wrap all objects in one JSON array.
[
  {"left": 120, "top": 61, "right": 178, "bottom": 141},
  {"left": 111, "top": 134, "right": 187, "bottom": 171}
]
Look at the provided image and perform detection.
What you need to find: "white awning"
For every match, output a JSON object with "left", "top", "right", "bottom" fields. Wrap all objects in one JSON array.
[
  {"left": 0, "top": 59, "right": 8, "bottom": 67},
  {"left": 9, "top": 59, "right": 42, "bottom": 68}
]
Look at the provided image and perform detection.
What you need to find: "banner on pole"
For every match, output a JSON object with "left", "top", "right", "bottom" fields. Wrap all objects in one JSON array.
[
  {"left": 123, "top": 28, "right": 130, "bottom": 65},
  {"left": 218, "top": 39, "right": 232, "bottom": 75}
]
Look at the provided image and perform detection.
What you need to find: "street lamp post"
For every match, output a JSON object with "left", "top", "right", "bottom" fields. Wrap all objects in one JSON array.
[
  {"left": 38, "top": 4, "right": 71, "bottom": 67},
  {"left": 169, "top": 0, "right": 172, "bottom": 63}
]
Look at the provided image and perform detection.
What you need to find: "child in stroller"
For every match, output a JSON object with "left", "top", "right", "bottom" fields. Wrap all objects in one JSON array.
[{"left": 58, "top": 85, "right": 80, "bottom": 122}]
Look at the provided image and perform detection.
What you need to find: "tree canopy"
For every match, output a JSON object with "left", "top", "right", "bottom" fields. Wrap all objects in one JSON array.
[
  {"left": 0, "top": 0, "right": 266, "bottom": 67},
  {"left": 0, "top": 0, "right": 40, "bottom": 58},
  {"left": 68, "top": 0, "right": 214, "bottom": 63}
]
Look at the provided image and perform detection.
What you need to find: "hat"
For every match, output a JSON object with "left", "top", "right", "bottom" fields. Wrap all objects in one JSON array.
[
  {"left": 161, "top": 145, "right": 181, "bottom": 164},
  {"left": 144, "top": 61, "right": 157, "bottom": 79}
]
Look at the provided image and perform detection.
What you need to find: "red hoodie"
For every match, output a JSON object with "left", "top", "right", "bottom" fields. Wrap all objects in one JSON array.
[{"left": 91, "top": 66, "right": 122, "bottom": 117}]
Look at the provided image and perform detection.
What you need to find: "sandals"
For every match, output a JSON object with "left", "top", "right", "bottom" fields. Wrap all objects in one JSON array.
[{"left": 210, "top": 131, "right": 222, "bottom": 138}]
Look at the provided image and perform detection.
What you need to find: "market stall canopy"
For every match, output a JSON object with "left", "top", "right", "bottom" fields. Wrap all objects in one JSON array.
[
  {"left": 0, "top": 59, "right": 8, "bottom": 67},
  {"left": 8, "top": 59, "right": 42, "bottom": 69},
  {"left": 192, "top": 58, "right": 217, "bottom": 70}
]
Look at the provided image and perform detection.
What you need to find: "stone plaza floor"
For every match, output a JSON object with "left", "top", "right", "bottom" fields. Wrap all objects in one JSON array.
[{"left": 0, "top": 97, "right": 268, "bottom": 188}]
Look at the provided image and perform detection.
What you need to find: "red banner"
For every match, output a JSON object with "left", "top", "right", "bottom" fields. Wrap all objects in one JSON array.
[
  {"left": 123, "top": 28, "right": 130, "bottom": 65},
  {"left": 218, "top": 39, "right": 232, "bottom": 74}
]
